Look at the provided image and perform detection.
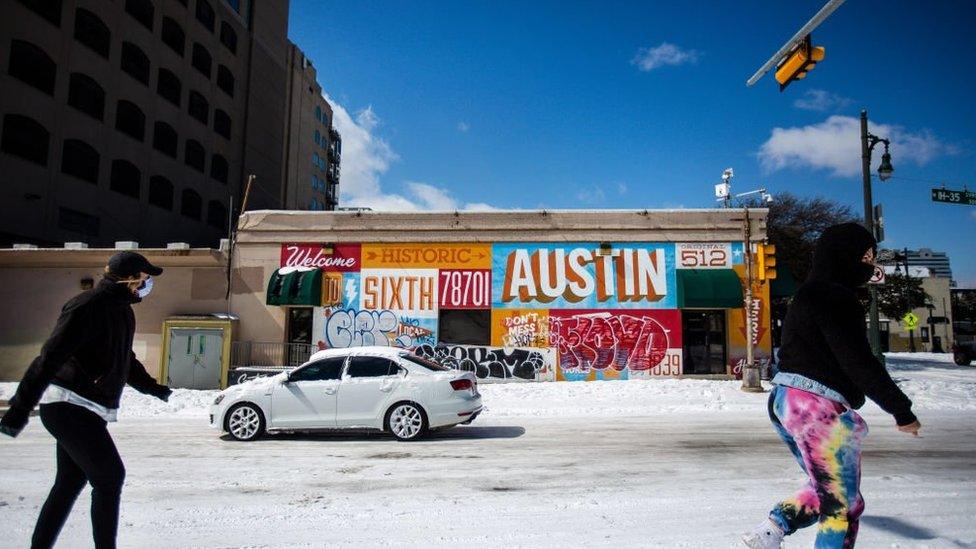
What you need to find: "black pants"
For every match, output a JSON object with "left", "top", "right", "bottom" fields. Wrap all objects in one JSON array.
[{"left": 33, "top": 402, "right": 125, "bottom": 549}]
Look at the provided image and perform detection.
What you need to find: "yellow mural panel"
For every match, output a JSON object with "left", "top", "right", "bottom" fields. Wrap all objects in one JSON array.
[
  {"left": 361, "top": 243, "right": 492, "bottom": 269},
  {"left": 727, "top": 264, "right": 773, "bottom": 375},
  {"left": 490, "top": 309, "right": 550, "bottom": 348}
]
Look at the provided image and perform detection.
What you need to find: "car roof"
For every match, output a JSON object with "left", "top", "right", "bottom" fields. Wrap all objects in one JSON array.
[{"left": 307, "top": 346, "right": 408, "bottom": 362}]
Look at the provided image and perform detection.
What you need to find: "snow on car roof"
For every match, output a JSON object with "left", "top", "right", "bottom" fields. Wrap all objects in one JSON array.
[{"left": 308, "top": 346, "right": 408, "bottom": 360}]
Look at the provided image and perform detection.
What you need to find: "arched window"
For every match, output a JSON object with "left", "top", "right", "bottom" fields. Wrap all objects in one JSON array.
[
  {"left": 148, "top": 176, "right": 173, "bottom": 209},
  {"left": 16, "top": 0, "right": 62, "bottom": 26},
  {"left": 8, "top": 40, "right": 57, "bottom": 95},
  {"left": 114, "top": 100, "right": 146, "bottom": 141},
  {"left": 73, "top": 8, "right": 110, "bottom": 58},
  {"left": 125, "top": 0, "right": 154, "bottom": 31},
  {"left": 181, "top": 189, "right": 201, "bottom": 219},
  {"left": 156, "top": 68, "right": 182, "bottom": 106},
  {"left": 312, "top": 152, "right": 320, "bottom": 170},
  {"left": 213, "top": 109, "right": 231, "bottom": 139},
  {"left": 161, "top": 17, "right": 185, "bottom": 57},
  {"left": 1, "top": 114, "right": 50, "bottom": 166},
  {"left": 110, "top": 159, "right": 141, "bottom": 199},
  {"left": 60, "top": 139, "right": 100, "bottom": 184},
  {"left": 188, "top": 91, "right": 209, "bottom": 125},
  {"left": 184, "top": 139, "right": 205, "bottom": 172},
  {"left": 216, "top": 65, "right": 234, "bottom": 97},
  {"left": 67, "top": 73, "right": 105, "bottom": 120},
  {"left": 314, "top": 129, "right": 321, "bottom": 145},
  {"left": 219, "top": 21, "right": 237, "bottom": 54},
  {"left": 191, "top": 43, "right": 212, "bottom": 78},
  {"left": 207, "top": 200, "right": 226, "bottom": 228},
  {"left": 152, "top": 121, "right": 178, "bottom": 157},
  {"left": 210, "top": 153, "right": 228, "bottom": 184},
  {"left": 314, "top": 105, "right": 322, "bottom": 122},
  {"left": 195, "top": 0, "right": 214, "bottom": 32},
  {"left": 120, "top": 42, "right": 150, "bottom": 85}
]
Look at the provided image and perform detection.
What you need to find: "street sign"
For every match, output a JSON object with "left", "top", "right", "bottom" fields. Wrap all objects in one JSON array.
[
  {"left": 901, "top": 312, "right": 919, "bottom": 330},
  {"left": 868, "top": 265, "right": 885, "bottom": 285},
  {"left": 931, "top": 188, "right": 976, "bottom": 205}
]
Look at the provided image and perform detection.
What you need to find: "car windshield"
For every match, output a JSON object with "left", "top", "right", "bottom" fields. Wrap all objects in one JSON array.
[{"left": 401, "top": 353, "right": 451, "bottom": 371}]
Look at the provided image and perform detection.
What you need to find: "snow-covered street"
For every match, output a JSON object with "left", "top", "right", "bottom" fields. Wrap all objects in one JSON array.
[{"left": 2, "top": 354, "right": 974, "bottom": 548}]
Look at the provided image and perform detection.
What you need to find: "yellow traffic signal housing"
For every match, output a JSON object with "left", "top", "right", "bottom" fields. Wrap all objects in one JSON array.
[
  {"left": 775, "top": 35, "right": 825, "bottom": 91},
  {"left": 757, "top": 243, "right": 777, "bottom": 281}
]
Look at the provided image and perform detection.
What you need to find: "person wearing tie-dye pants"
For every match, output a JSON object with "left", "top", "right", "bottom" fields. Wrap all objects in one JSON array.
[
  {"left": 767, "top": 385, "right": 868, "bottom": 547},
  {"left": 742, "top": 223, "right": 921, "bottom": 549}
]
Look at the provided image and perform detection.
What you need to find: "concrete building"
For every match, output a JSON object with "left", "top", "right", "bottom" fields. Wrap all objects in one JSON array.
[
  {"left": 881, "top": 266, "right": 955, "bottom": 352},
  {"left": 281, "top": 42, "right": 341, "bottom": 212},
  {"left": 0, "top": 209, "right": 771, "bottom": 387},
  {"left": 0, "top": 0, "right": 291, "bottom": 248}
]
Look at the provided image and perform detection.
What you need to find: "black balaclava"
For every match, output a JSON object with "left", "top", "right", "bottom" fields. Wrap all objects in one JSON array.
[{"left": 808, "top": 222, "right": 877, "bottom": 289}]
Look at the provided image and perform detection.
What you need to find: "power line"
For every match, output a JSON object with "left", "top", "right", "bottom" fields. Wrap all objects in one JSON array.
[{"left": 874, "top": 174, "right": 973, "bottom": 188}]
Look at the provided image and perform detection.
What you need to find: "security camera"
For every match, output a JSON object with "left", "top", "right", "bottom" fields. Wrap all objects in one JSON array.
[
  {"left": 763, "top": 192, "right": 773, "bottom": 204},
  {"left": 722, "top": 168, "right": 734, "bottom": 182}
]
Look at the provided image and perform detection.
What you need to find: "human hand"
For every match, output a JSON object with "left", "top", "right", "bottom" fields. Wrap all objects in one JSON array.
[{"left": 897, "top": 420, "right": 921, "bottom": 436}]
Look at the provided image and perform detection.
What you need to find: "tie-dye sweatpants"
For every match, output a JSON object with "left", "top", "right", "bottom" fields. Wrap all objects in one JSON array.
[{"left": 767, "top": 385, "right": 869, "bottom": 548}]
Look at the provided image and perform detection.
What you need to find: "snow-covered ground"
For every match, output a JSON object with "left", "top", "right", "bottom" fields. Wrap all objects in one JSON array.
[{"left": 1, "top": 353, "right": 974, "bottom": 548}]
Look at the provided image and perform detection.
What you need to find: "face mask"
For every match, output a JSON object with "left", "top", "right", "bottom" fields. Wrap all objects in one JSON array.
[{"left": 137, "top": 276, "right": 154, "bottom": 299}]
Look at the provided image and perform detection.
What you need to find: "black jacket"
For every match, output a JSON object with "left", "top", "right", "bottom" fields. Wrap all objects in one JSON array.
[
  {"left": 1, "top": 279, "right": 170, "bottom": 434},
  {"left": 777, "top": 223, "right": 916, "bottom": 426}
]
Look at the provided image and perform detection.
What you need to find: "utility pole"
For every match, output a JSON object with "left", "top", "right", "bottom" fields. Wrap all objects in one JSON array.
[
  {"left": 741, "top": 207, "right": 763, "bottom": 392},
  {"left": 860, "top": 110, "right": 893, "bottom": 364}
]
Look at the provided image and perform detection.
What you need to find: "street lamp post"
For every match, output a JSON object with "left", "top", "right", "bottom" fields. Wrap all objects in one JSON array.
[{"left": 860, "top": 110, "right": 893, "bottom": 364}]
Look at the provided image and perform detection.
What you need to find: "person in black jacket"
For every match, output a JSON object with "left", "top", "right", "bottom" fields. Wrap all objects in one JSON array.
[
  {"left": 743, "top": 223, "right": 921, "bottom": 549},
  {"left": 0, "top": 251, "right": 172, "bottom": 549}
]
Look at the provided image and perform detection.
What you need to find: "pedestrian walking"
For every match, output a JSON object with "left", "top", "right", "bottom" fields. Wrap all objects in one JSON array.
[
  {"left": 742, "top": 223, "right": 921, "bottom": 549},
  {"left": 0, "top": 251, "right": 173, "bottom": 549}
]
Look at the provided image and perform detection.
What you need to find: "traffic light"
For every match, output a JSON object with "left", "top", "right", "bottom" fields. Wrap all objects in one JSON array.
[
  {"left": 774, "top": 35, "right": 825, "bottom": 91},
  {"left": 757, "top": 243, "right": 777, "bottom": 281}
]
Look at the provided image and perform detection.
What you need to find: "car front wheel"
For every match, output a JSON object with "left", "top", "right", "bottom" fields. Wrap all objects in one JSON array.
[
  {"left": 954, "top": 350, "right": 972, "bottom": 366},
  {"left": 386, "top": 402, "right": 428, "bottom": 441},
  {"left": 225, "top": 403, "right": 266, "bottom": 441}
]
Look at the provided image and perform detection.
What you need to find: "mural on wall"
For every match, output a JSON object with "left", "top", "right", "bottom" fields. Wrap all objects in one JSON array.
[
  {"left": 549, "top": 310, "right": 682, "bottom": 381},
  {"left": 279, "top": 241, "right": 761, "bottom": 381},
  {"left": 413, "top": 343, "right": 555, "bottom": 381},
  {"left": 490, "top": 309, "right": 550, "bottom": 348},
  {"left": 492, "top": 243, "right": 677, "bottom": 309},
  {"left": 727, "top": 263, "right": 772, "bottom": 378}
]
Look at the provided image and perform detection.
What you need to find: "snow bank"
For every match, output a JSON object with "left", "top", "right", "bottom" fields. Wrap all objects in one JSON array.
[{"left": 2, "top": 353, "right": 972, "bottom": 420}]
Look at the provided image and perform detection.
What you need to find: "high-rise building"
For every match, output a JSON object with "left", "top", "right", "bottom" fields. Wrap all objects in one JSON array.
[
  {"left": 0, "top": 0, "right": 291, "bottom": 247},
  {"left": 282, "top": 42, "right": 340, "bottom": 211},
  {"left": 906, "top": 248, "right": 954, "bottom": 286}
]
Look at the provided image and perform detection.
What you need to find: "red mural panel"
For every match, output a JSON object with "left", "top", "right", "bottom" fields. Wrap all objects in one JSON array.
[
  {"left": 549, "top": 309, "right": 682, "bottom": 372},
  {"left": 280, "top": 243, "right": 361, "bottom": 272},
  {"left": 438, "top": 269, "right": 492, "bottom": 309}
]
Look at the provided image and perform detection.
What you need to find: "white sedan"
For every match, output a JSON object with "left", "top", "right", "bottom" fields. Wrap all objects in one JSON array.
[{"left": 210, "top": 346, "right": 483, "bottom": 441}]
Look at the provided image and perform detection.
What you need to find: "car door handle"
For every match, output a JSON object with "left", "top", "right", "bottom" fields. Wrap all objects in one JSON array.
[
  {"left": 324, "top": 388, "right": 337, "bottom": 395},
  {"left": 380, "top": 386, "right": 393, "bottom": 392}
]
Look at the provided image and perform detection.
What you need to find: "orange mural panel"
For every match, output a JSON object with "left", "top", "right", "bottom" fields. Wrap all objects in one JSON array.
[
  {"left": 490, "top": 309, "right": 550, "bottom": 348},
  {"left": 728, "top": 264, "right": 773, "bottom": 377},
  {"left": 361, "top": 243, "right": 492, "bottom": 269}
]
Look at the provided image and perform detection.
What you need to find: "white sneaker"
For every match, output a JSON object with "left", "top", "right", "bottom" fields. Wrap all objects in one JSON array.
[{"left": 741, "top": 519, "right": 785, "bottom": 549}]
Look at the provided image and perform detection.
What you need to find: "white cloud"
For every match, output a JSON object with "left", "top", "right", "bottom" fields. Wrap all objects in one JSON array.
[
  {"left": 457, "top": 122, "right": 470, "bottom": 133},
  {"left": 617, "top": 182, "right": 628, "bottom": 195},
  {"left": 575, "top": 185, "right": 606, "bottom": 203},
  {"left": 758, "top": 115, "right": 950, "bottom": 178},
  {"left": 325, "top": 93, "right": 496, "bottom": 211},
  {"left": 631, "top": 43, "right": 700, "bottom": 72},
  {"left": 793, "top": 89, "right": 852, "bottom": 112}
]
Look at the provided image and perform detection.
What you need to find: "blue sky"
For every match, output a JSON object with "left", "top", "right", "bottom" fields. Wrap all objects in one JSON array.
[{"left": 288, "top": 0, "right": 976, "bottom": 287}]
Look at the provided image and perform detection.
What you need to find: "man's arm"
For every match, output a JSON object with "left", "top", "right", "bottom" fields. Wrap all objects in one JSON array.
[
  {"left": 126, "top": 352, "right": 172, "bottom": 401},
  {"left": 1, "top": 301, "right": 95, "bottom": 436}
]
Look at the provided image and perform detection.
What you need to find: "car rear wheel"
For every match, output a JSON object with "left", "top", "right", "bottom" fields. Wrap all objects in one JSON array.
[
  {"left": 386, "top": 403, "right": 428, "bottom": 441},
  {"left": 225, "top": 403, "right": 266, "bottom": 441}
]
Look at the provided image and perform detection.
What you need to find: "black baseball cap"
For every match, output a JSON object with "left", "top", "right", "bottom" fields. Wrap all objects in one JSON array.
[{"left": 107, "top": 251, "right": 163, "bottom": 278}]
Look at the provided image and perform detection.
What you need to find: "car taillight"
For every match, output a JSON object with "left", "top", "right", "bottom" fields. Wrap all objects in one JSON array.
[{"left": 450, "top": 379, "right": 473, "bottom": 391}]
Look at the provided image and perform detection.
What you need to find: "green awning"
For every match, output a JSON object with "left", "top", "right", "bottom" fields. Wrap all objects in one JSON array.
[
  {"left": 266, "top": 269, "right": 322, "bottom": 306},
  {"left": 676, "top": 269, "right": 745, "bottom": 309},
  {"left": 770, "top": 266, "right": 799, "bottom": 298},
  {"left": 288, "top": 269, "right": 322, "bottom": 305}
]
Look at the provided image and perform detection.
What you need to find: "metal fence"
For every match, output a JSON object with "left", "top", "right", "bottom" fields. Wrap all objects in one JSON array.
[{"left": 230, "top": 342, "right": 315, "bottom": 369}]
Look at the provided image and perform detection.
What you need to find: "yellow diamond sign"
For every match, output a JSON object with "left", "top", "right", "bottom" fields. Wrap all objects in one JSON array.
[{"left": 901, "top": 312, "right": 919, "bottom": 331}]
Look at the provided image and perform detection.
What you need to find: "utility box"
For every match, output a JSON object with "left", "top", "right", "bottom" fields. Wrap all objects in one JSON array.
[{"left": 160, "top": 315, "right": 238, "bottom": 389}]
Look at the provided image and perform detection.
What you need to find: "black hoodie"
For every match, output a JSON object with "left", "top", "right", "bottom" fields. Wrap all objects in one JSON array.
[
  {"left": 0, "top": 278, "right": 170, "bottom": 435},
  {"left": 777, "top": 223, "right": 917, "bottom": 426}
]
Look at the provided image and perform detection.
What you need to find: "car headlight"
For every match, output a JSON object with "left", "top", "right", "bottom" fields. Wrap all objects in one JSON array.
[{"left": 213, "top": 394, "right": 226, "bottom": 405}]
